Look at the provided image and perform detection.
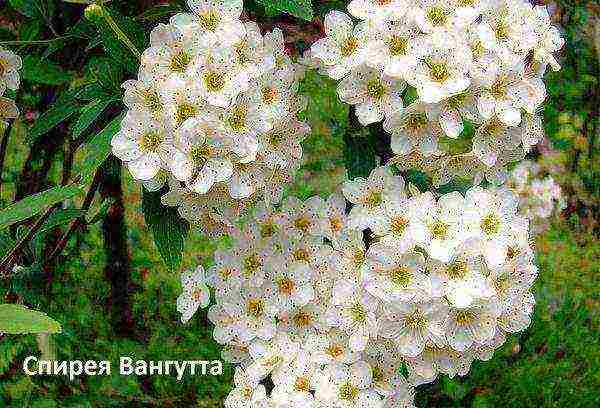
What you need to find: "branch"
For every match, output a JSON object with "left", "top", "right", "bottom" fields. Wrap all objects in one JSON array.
[
  {"left": 46, "top": 169, "right": 103, "bottom": 262},
  {"left": 0, "top": 205, "right": 56, "bottom": 275},
  {"left": 0, "top": 121, "right": 14, "bottom": 199}
]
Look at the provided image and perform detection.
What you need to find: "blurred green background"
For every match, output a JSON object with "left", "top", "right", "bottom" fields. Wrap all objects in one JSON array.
[{"left": 0, "top": 0, "right": 598, "bottom": 407}]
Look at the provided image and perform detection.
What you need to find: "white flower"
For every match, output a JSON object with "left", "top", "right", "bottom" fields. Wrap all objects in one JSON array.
[
  {"left": 463, "top": 186, "right": 529, "bottom": 267},
  {"left": 343, "top": 166, "right": 405, "bottom": 231},
  {"left": 225, "top": 367, "right": 267, "bottom": 408},
  {"left": 187, "top": 0, "right": 246, "bottom": 47},
  {"left": 383, "top": 101, "right": 443, "bottom": 156},
  {"left": 308, "top": 329, "right": 362, "bottom": 366},
  {"left": 365, "top": 21, "right": 424, "bottom": 80},
  {"left": 327, "top": 279, "right": 380, "bottom": 352},
  {"left": 531, "top": 5, "right": 565, "bottom": 71},
  {"left": 316, "top": 361, "right": 383, "bottom": 408},
  {"left": 170, "top": 113, "right": 234, "bottom": 193},
  {"left": 362, "top": 246, "right": 431, "bottom": 303},
  {"left": 233, "top": 22, "right": 275, "bottom": 79},
  {"left": 432, "top": 90, "right": 481, "bottom": 139},
  {"left": 111, "top": 110, "right": 174, "bottom": 181},
  {"left": 348, "top": 0, "right": 409, "bottom": 24},
  {"left": 266, "top": 261, "right": 315, "bottom": 313},
  {"left": 378, "top": 299, "right": 447, "bottom": 357},
  {"left": 415, "top": 191, "right": 465, "bottom": 263},
  {"left": 310, "top": 11, "right": 369, "bottom": 80},
  {"left": 338, "top": 66, "right": 406, "bottom": 125},
  {"left": 225, "top": 285, "right": 278, "bottom": 342},
  {"left": 0, "top": 47, "right": 22, "bottom": 94},
  {"left": 405, "top": 38, "right": 472, "bottom": 104},
  {"left": 192, "top": 45, "right": 250, "bottom": 108},
  {"left": 444, "top": 298, "right": 501, "bottom": 352},
  {"left": 271, "top": 351, "right": 320, "bottom": 406},
  {"left": 176, "top": 266, "right": 211, "bottom": 323}
]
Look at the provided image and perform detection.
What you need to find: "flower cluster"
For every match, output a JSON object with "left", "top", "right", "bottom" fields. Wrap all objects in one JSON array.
[
  {"left": 308, "top": 0, "right": 564, "bottom": 185},
  {"left": 180, "top": 166, "right": 538, "bottom": 407},
  {"left": 508, "top": 160, "right": 565, "bottom": 233},
  {"left": 111, "top": 0, "right": 309, "bottom": 229},
  {"left": 0, "top": 47, "right": 21, "bottom": 127}
]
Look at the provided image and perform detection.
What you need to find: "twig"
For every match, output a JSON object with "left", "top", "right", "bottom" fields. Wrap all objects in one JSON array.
[
  {"left": 46, "top": 169, "right": 103, "bottom": 262},
  {"left": 0, "top": 205, "right": 56, "bottom": 275},
  {"left": 0, "top": 121, "right": 14, "bottom": 199}
]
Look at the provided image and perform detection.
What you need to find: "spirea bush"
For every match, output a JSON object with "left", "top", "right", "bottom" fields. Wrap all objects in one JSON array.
[{"left": 0, "top": 0, "right": 567, "bottom": 406}]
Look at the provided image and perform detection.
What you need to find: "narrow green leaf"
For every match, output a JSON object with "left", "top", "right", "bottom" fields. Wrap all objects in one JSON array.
[
  {"left": 38, "top": 208, "right": 84, "bottom": 235},
  {"left": 142, "top": 189, "right": 189, "bottom": 273},
  {"left": 0, "top": 185, "right": 83, "bottom": 230},
  {"left": 77, "top": 115, "right": 122, "bottom": 185},
  {"left": 255, "top": 0, "right": 314, "bottom": 21},
  {"left": 9, "top": 0, "right": 55, "bottom": 20},
  {"left": 86, "top": 198, "right": 113, "bottom": 225},
  {"left": 0, "top": 304, "right": 62, "bottom": 334},
  {"left": 22, "top": 55, "right": 74, "bottom": 86},
  {"left": 72, "top": 98, "right": 115, "bottom": 139},
  {"left": 28, "top": 98, "right": 80, "bottom": 143}
]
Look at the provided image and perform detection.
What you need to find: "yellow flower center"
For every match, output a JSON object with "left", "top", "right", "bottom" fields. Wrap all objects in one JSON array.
[
  {"left": 456, "top": 310, "right": 474, "bottom": 326},
  {"left": 367, "top": 79, "right": 387, "bottom": 99},
  {"left": 203, "top": 71, "right": 226, "bottom": 92},
  {"left": 406, "top": 309, "right": 427, "bottom": 329},
  {"left": 228, "top": 105, "right": 248, "bottom": 132},
  {"left": 293, "top": 248, "right": 311, "bottom": 262},
  {"left": 192, "top": 288, "right": 204, "bottom": 301},
  {"left": 365, "top": 190, "right": 383, "bottom": 207},
  {"left": 388, "top": 35, "right": 408, "bottom": 56},
  {"left": 447, "top": 259, "right": 468, "bottom": 279},
  {"left": 447, "top": 93, "right": 468, "bottom": 110},
  {"left": 143, "top": 91, "right": 162, "bottom": 112},
  {"left": 294, "top": 377, "right": 311, "bottom": 392},
  {"left": 340, "top": 37, "right": 359, "bottom": 57},
  {"left": 247, "top": 298, "right": 265, "bottom": 318},
  {"left": 199, "top": 11, "right": 220, "bottom": 32},
  {"left": 481, "top": 213, "right": 501, "bottom": 235},
  {"left": 428, "top": 61, "right": 450, "bottom": 83},
  {"left": 429, "top": 220, "right": 449, "bottom": 240},
  {"left": 262, "top": 87, "right": 278, "bottom": 104},
  {"left": 277, "top": 277, "right": 295, "bottom": 295},
  {"left": 427, "top": 7, "right": 448, "bottom": 26},
  {"left": 326, "top": 344, "right": 345, "bottom": 359},
  {"left": 190, "top": 144, "right": 214, "bottom": 166},
  {"left": 339, "top": 382, "right": 359, "bottom": 400},
  {"left": 407, "top": 112, "right": 429, "bottom": 130},
  {"left": 293, "top": 311, "right": 313, "bottom": 327},
  {"left": 260, "top": 221, "right": 278, "bottom": 238},
  {"left": 170, "top": 51, "right": 192, "bottom": 73},
  {"left": 294, "top": 216, "right": 312, "bottom": 233},
  {"left": 330, "top": 216, "right": 343, "bottom": 232},
  {"left": 139, "top": 131, "right": 163, "bottom": 152},
  {"left": 390, "top": 265, "right": 411, "bottom": 287},
  {"left": 243, "top": 253, "right": 262, "bottom": 276},
  {"left": 391, "top": 216, "right": 409, "bottom": 235},
  {"left": 176, "top": 102, "right": 197, "bottom": 125},
  {"left": 350, "top": 303, "right": 367, "bottom": 323}
]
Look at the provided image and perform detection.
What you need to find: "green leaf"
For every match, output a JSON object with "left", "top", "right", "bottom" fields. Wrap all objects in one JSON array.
[
  {"left": 0, "top": 185, "right": 83, "bottom": 230},
  {"left": 28, "top": 90, "right": 81, "bottom": 143},
  {"left": 142, "top": 189, "right": 189, "bottom": 273},
  {"left": 255, "top": 0, "right": 314, "bottom": 21},
  {"left": 72, "top": 98, "right": 115, "bottom": 139},
  {"left": 77, "top": 115, "right": 122, "bottom": 185},
  {"left": 0, "top": 304, "right": 62, "bottom": 334},
  {"left": 95, "top": 8, "right": 147, "bottom": 74},
  {"left": 21, "top": 55, "right": 74, "bottom": 86},
  {"left": 9, "top": 0, "right": 55, "bottom": 20},
  {"left": 38, "top": 208, "right": 84, "bottom": 235},
  {"left": 85, "top": 198, "right": 113, "bottom": 225}
]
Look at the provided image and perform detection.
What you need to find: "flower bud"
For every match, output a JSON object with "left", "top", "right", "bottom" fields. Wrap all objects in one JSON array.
[{"left": 84, "top": 4, "right": 105, "bottom": 22}]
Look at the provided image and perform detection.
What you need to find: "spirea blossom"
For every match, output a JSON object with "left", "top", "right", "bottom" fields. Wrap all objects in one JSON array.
[
  {"left": 180, "top": 165, "right": 539, "bottom": 407},
  {"left": 309, "top": 0, "right": 564, "bottom": 186},
  {"left": 508, "top": 161, "right": 565, "bottom": 233},
  {"left": 111, "top": 0, "right": 310, "bottom": 231},
  {"left": 0, "top": 47, "right": 21, "bottom": 127}
]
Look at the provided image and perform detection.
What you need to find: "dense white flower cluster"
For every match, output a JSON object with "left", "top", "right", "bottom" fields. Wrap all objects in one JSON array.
[
  {"left": 179, "top": 166, "right": 539, "bottom": 407},
  {"left": 508, "top": 160, "right": 565, "bottom": 233},
  {"left": 0, "top": 47, "right": 21, "bottom": 127},
  {"left": 111, "top": 0, "right": 310, "bottom": 229},
  {"left": 308, "top": 0, "right": 564, "bottom": 185}
]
